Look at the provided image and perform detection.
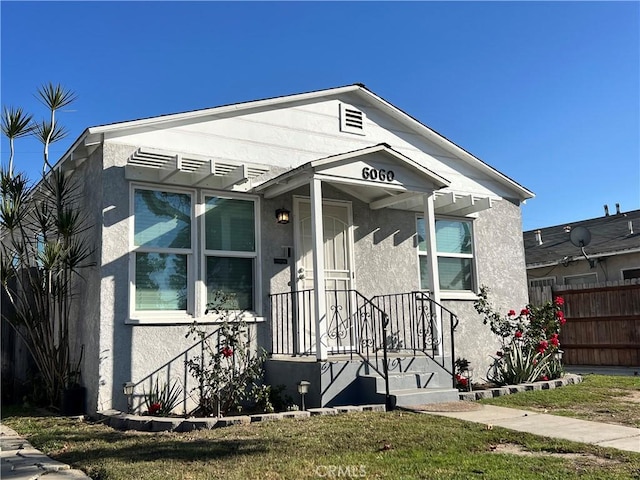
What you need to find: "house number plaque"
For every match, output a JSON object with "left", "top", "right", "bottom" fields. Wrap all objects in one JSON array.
[{"left": 362, "top": 167, "right": 395, "bottom": 182}]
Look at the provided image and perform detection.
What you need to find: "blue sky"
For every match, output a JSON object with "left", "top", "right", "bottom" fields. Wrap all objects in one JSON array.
[{"left": 1, "top": 1, "right": 638, "bottom": 231}]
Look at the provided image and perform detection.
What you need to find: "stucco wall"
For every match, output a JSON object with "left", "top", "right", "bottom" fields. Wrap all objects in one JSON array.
[
  {"left": 443, "top": 199, "right": 529, "bottom": 382},
  {"left": 98, "top": 142, "right": 267, "bottom": 413},
  {"left": 262, "top": 185, "right": 529, "bottom": 383},
  {"left": 70, "top": 145, "right": 105, "bottom": 413}
]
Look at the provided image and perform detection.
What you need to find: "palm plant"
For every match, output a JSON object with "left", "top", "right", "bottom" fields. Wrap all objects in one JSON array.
[
  {"left": 35, "top": 83, "right": 76, "bottom": 173},
  {"left": 1, "top": 107, "right": 33, "bottom": 178},
  {"left": 0, "top": 83, "right": 93, "bottom": 408}
]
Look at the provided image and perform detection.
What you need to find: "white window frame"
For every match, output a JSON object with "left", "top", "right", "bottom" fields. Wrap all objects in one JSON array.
[
  {"left": 563, "top": 272, "right": 598, "bottom": 286},
  {"left": 128, "top": 184, "right": 263, "bottom": 325},
  {"left": 529, "top": 276, "right": 556, "bottom": 288},
  {"left": 416, "top": 215, "right": 477, "bottom": 298},
  {"left": 199, "top": 190, "right": 262, "bottom": 321},
  {"left": 129, "top": 184, "right": 196, "bottom": 323},
  {"left": 621, "top": 267, "right": 640, "bottom": 281}
]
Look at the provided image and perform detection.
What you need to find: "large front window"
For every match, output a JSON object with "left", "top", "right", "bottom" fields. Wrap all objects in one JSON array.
[
  {"left": 133, "top": 189, "right": 192, "bottom": 311},
  {"left": 131, "top": 187, "right": 258, "bottom": 319},
  {"left": 417, "top": 217, "right": 474, "bottom": 291},
  {"left": 204, "top": 196, "right": 256, "bottom": 310}
]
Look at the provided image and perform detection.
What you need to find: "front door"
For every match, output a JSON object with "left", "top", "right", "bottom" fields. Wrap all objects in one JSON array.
[{"left": 294, "top": 198, "right": 355, "bottom": 353}]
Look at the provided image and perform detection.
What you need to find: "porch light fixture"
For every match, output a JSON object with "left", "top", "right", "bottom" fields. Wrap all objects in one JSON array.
[
  {"left": 297, "top": 380, "right": 310, "bottom": 411},
  {"left": 123, "top": 382, "right": 135, "bottom": 413},
  {"left": 275, "top": 208, "right": 290, "bottom": 224}
]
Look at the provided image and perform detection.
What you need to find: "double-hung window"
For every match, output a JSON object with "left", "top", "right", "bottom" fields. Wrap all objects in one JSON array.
[
  {"left": 131, "top": 186, "right": 260, "bottom": 322},
  {"left": 132, "top": 188, "right": 193, "bottom": 314},
  {"left": 417, "top": 217, "right": 474, "bottom": 292},
  {"left": 204, "top": 195, "right": 257, "bottom": 311}
]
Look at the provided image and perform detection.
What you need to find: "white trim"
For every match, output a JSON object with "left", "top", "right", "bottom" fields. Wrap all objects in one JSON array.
[
  {"left": 416, "top": 214, "right": 477, "bottom": 294},
  {"left": 200, "top": 190, "right": 262, "bottom": 317},
  {"left": 621, "top": 266, "right": 640, "bottom": 281},
  {"left": 129, "top": 184, "right": 196, "bottom": 321}
]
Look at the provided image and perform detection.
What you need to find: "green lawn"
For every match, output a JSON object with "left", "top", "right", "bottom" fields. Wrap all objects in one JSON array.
[
  {"left": 3, "top": 400, "right": 640, "bottom": 480},
  {"left": 479, "top": 374, "right": 640, "bottom": 428}
]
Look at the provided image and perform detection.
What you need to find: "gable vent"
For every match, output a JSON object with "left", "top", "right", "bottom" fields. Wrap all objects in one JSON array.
[{"left": 339, "top": 103, "right": 366, "bottom": 136}]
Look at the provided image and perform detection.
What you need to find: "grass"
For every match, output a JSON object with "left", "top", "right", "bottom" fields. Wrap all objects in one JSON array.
[
  {"left": 3, "top": 396, "right": 640, "bottom": 480},
  {"left": 479, "top": 374, "right": 640, "bottom": 428}
]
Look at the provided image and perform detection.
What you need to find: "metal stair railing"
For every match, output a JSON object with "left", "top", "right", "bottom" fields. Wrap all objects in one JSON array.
[
  {"left": 269, "top": 289, "right": 392, "bottom": 409},
  {"left": 371, "top": 291, "right": 460, "bottom": 388}
]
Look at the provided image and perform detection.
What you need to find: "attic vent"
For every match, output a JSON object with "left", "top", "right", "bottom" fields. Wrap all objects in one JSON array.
[{"left": 339, "top": 103, "right": 366, "bottom": 136}]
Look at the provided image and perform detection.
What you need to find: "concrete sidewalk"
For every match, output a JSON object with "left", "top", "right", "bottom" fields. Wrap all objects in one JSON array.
[
  {"left": 420, "top": 404, "right": 640, "bottom": 453},
  {"left": 0, "top": 424, "right": 91, "bottom": 479}
]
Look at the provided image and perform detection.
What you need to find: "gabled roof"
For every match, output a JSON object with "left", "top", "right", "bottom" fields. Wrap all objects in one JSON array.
[
  {"left": 55, "top": 83, "right": 534, "bottom": 202},
  {"left": 523, "top": 208, "right": 640, "bottom": 267}
]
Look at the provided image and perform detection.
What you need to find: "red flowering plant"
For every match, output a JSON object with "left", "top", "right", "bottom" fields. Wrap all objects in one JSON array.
[
  {"left": 142, "top": 377, "right": 183, "bottom": 416},
  {"left": 185, "top": 291, "right": 267, "bottom": 417},
  {"left": 474, "top": 285, "right": 565, "bottom": 386},
  {"left": 454, "top": 357, "right": 471, "bottom": 391}
]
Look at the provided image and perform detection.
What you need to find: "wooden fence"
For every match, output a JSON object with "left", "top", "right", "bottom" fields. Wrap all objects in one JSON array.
[{"left": 529, "top": 280, "right": 640, "bottom": 367}]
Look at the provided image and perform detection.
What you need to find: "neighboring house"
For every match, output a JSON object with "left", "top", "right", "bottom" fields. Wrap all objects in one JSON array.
[
  {"left": 524, "top": 206, "right": 640, "bottom": 288},
  {"left": 523, "top": 207, "right": 640, "bottom": 367},
  {"left": 35, "top": 84, "right": 534, "bottom": 413}
]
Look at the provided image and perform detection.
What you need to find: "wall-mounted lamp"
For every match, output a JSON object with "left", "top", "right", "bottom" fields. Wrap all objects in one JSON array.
[
  {"left": 297, "top": 380, "right": 310, "bottom": 410},
  {"left": 276, "top": 208, "right": 290, "bottom": 224},
  {"left": 123, "top": 381, "right": 135, "bottom": 413}
]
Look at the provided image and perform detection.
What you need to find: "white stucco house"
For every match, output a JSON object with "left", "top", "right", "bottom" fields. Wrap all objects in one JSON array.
[{"left": 51, "top": 84, "right": 534, "bottom": 413}]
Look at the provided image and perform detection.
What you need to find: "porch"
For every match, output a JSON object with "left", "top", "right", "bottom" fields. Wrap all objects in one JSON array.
[{"left": 266, "top": 289, "right": 461, "bottom": 409}]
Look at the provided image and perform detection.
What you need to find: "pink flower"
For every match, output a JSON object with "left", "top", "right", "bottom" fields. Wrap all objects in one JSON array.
[
  {"left": 554, "top": 296, "right": 564, "bottom": 306},
  {"left": 221, "top": 346, "right": 234, "bottom": 357},
  {"left": 550, "top": 336, "right": 560, "bottom": 347},
  {"left": 540, "top": 375, "right": 549, "bottom": 381},
  {"left": 521, "top": 308, "right": 530, "bottom": 316},
  {"left": 508, "top": 310, "right": 516, "bottom": 317},
  {"left": 514, "top": 331, "right": 523, "bottom": 339}
]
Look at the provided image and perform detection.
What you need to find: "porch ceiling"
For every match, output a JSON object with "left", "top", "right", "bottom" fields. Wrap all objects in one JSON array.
[{"left": 253, "top": 144, "right": 497, "bottom": 216}]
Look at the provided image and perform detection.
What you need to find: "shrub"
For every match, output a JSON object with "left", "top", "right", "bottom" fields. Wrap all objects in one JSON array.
[
  {"left": 185, "top": 292, "right": 267, "bottom": 416},
  {"left": 474, "top": 286, "right": 565, "bottom": 385}
]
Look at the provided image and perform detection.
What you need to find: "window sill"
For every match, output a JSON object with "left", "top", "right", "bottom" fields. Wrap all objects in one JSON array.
[
  {"left": 440, "top": 291, "right": 479, "bottom": 301},
  {"left": 127, "top": 311, "right": 265, "bottom": 325}
]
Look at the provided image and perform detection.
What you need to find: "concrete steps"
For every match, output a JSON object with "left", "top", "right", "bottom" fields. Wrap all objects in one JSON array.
[
  {"left": 388, "top": 387, "right": 460, "bottom": 407},
  {"left": 358, "top": 355, "right": 459, "bottom": 407}
]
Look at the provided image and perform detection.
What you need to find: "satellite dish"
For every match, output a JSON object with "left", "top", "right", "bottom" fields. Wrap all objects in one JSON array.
[
  {"left": 570, "top": 226, "right": 591, "bottom": 248},
  {"left": 569, "top": 226, "right": 596, "bottom": 269}
]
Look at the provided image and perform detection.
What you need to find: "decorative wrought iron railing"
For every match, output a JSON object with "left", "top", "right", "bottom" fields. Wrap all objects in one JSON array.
[
  {"left": 269, "top": 288, "right": 391, "bottom": 407},
  {"left": 269, "top": 289, "right": 459, "bottom": 390},
  {"left": 371, "top": 291, "right": 459, "bottom": 382}
]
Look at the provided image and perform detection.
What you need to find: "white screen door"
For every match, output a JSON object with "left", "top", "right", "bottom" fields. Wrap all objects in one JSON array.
[{"left": 294, "top": 198, "right": 355, "bottom": 353}]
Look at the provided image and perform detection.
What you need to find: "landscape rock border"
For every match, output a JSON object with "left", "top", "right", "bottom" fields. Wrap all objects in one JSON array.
[
  {"left": 93, "top": 404, "right": 387, "bottom": 433},
  {"left": 458, "top": 373, "right": 583, "bottom": 401},
  {"left": 92, "top": 375, "right": 583, "bottom": 433}
]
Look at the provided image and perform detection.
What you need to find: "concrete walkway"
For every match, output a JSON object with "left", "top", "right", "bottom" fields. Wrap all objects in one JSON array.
[
  {"left": 420, "top": 404, "right": 640, "bottom": 453},
  {"left": 0, "top": 424, "right": 91, "bottom": 479}
]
